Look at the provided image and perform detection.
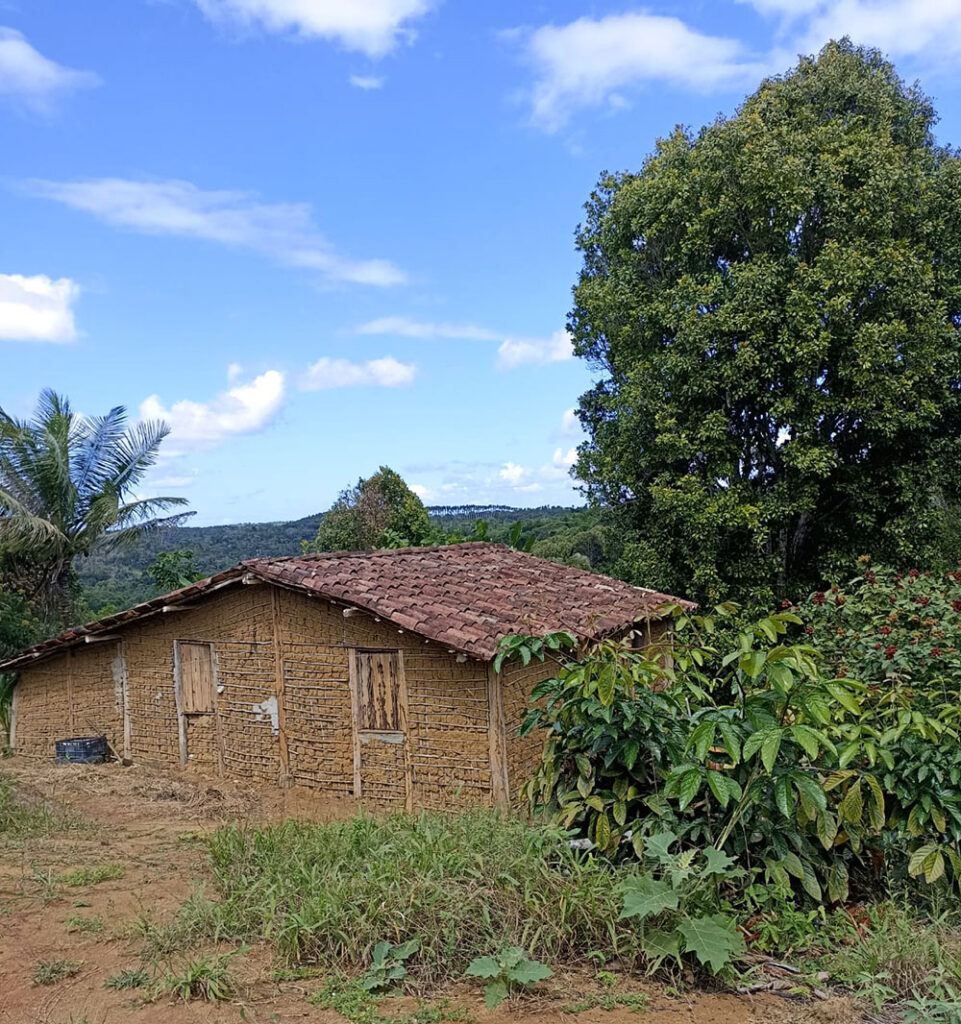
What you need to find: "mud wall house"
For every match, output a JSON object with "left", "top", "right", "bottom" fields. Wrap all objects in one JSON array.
[{"left": 1, "top": 544, "right": 690, "bottom": 810}]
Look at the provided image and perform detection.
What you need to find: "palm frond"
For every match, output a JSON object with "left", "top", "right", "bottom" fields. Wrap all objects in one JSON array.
[{"left": 72, "top": 405, "right": 127, "bottom": 499}]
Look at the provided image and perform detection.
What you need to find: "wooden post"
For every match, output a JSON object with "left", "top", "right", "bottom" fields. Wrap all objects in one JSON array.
[
  {"left": 486, "top": 663, "right": 510, "bottom": 810},
  {"left": 8, "top": 681, "right": 18, "bottom": 751},
  {"left": 270, "top": 587, "right": 290, "bottom": 786},
  {"left": 118, "top": 642, "right": 132, "bottom": 763},
  {"left": 347, "top": 649, "right": 363, "bottom": 799},
  {"left": 395, "top": 650, "right": 413, "bottom": 812},
  {"left": 67, "top": 649, "right": 75, "bottom": 735},
  {"left": 210, "top": 645, "right": 226, "bottom": 778},
  {"left": 172, "top": 641, "right": 188, "bottom": 768}
]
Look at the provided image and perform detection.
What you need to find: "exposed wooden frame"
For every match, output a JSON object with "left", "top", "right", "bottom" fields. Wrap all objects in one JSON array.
[
  {"left": 67, "top": 648, "right": 76, "bottom": 735},
  {"left": 8, "top": 682, "right": 18, "bottom": 750},
  {"left": 347, "top": 649, "right": 363, "bottom": 798},
  {"left": 486, "top": 663, "right": 510, "bottom": 810},
  {"left": 117, "top": 641, "right": 132, "bottom": 763},
  {"left": 270, "top": 587, "right": 290, "bottom": 786},
  {"left": 172, "top": 641, "right": 188, "bottom": 767}
]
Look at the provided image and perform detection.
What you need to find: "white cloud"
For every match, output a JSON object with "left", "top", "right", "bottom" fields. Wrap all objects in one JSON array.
[
  {"left": 499, "top": 462, "right": 527, "bottom": 486},
  {"left": 409, "top": 482, "right": 432, "bottom": 499},
  {"left": 23, "top": 178, "right": 406, "bottom": 287},
  {"left": 227, "top": 361, "right": 244, "bottom": 382},
  {"left": 355, "top": 315, "right": 501, "bottom": 340},
  {"left": 356, "top": 315, "right": 573, "bottom": 370},
  {"left": 0, "top": 273, "right": 79, "bottom": 342},
  {"left": 194, "top": 0, "right": 433, "bottom": 57},
  {"left": 559, "top": 408, "right": 581, "bottom": 437},
  {"left": 552, "top": 446, "right": 577, "bottom": 469},
  {"left": 796, "top": 1, "right": 961, "bottom": 60},
  {"left": 0, "top": 27, "right": 99, "bottom": 112},
  {"left": 140, "top": 368, "right": 285, "bottom": 447},
  {"left": 496, "top": 329, "right": 572, "bottom": 369},
  {"left": 518, "top": 13, "right": 769, "bottom": 131},
  {"left": 300, "top": 355, "right": 416, "bottom": 390},
  {"left": 350, "top": 73, "right": 384, "bottom": 89}
]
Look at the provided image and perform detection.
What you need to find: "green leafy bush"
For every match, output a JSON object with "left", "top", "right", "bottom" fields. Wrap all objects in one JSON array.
[
  {"left": 514, "top": 597, "right": 961, "bottom": 906},
  {"left": 464, "top": 948, "right": 552, "bottom": 1008},
  {"left": 801, "top": 564, "right": 961, "bottom": 886},
  {"left": 360, "top": 939, "right": 420, "bottom": 991},
  {"left": 618, "top": 833, "right": 745, "bottom": 975}
]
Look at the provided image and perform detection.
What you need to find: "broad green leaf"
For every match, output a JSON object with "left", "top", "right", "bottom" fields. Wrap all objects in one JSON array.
[
  {"left": 677, "top": 770, "right": 702, "bottom": 811},
  {"left": 838, "top": 780, "right": 863, "bottom": 825},
  {"left": 702, "top": 847, "right": 736, "bottom": 876},
  {"left": 908, "top": 844, "right": 937, "bottom": 879},
  {"left": 644, "top": 831, "right": 677, "bottom": 865},
  {"left": 484, "top": 980, "right": 509, "bottom": 1010},
  {"left": 464, "top": 957, "right": 500, "bottom": 979},
  {"left": 640, "top": 928, "right": 681, "bottom": 973},
  {"left": 507, "top": 960, "right": 553, "bottom": 986},
  {"left": 761, "top": 731, "right": 783, "bottom": 773},
  {"left": 594, "top": 811, "right": 612, "bottom": 851},
  {"left": 676, "top": 915, "right": 745, "bottom": 974},
  {"left": 620, "top": 875, "right": 680, "bottom": 921}
]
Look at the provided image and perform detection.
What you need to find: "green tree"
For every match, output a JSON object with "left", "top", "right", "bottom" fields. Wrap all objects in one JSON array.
[
  {"left": 570, "top": 41, "right": 961, "bottom": 606},
  {"left": 147, "top": 549, "right": 203, "bottom": 593},
  {"left": 309, "top": 466, "right": 432, "bottom": 552},
  {"left": 0, "top": 390, "right": 189, "bottom": 623}
]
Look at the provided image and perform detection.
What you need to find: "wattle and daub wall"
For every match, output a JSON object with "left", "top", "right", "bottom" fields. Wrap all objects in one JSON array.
[{"left": 10, "top": 583, "right": 557, "bottom": 809}]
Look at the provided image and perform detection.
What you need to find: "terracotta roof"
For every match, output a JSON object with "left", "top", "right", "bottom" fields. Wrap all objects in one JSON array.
[{"left": 0, "top": 543, "right": 692, "bottom": 669}]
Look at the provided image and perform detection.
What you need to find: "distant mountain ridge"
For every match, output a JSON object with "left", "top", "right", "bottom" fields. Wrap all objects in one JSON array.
[{"left": 78, "top": 505, "right": 585, "bottom": 612}]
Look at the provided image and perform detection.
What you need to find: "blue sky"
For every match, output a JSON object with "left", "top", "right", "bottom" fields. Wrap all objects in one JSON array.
[{"left": 5, "top": 1, "right": 961, "bottom": 526}]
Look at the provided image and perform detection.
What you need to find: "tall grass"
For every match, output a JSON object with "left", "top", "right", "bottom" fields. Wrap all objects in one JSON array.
[
  {"left": 0, "top": 775, "right": 77, "bottom": 837},
  {"left": 188, "top": 811, "right": 641, "bottom": 984}
]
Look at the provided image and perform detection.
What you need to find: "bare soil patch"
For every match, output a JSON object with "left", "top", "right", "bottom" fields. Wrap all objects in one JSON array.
[{"left": 0, "top": 757, "right": 866, "bottom": 1024}]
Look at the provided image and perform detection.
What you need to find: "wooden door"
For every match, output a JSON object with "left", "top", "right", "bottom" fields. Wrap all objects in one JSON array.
[
  {"left": 175, "top": 641, "right": 225, "bottom": 775},
  {"left": 349, "top": 649, "right": 411, "bottom": 808}
]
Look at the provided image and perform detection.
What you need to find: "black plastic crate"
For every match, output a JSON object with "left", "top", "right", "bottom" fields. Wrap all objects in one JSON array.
[{"left": 55, "top": 736, "right": 108, "bottom": 764}]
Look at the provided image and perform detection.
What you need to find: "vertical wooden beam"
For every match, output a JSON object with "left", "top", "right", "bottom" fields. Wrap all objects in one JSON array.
[
  {"left": 347, "top": 649, "right": 363, "bottom": 799},
  {"left": 172, "top": 641, "right": 188, "bottom": 768},
  {"left": 269, "top": 587, "right": 290, "bottom": 787},
  {"left": 8, "top": 680, "right": 18, "bottom": 752},
  {"left": 67, "top": 648, "right": 76, "bottom": 735},
  {"left": 395, "top": 650, "right": 413, "bottom": 812},
  {"left": 210, "top": 644, "right": 226, "bottom": 778},
  {"left": 118, "top": 642, "right": 132, "bottom": 763},
  {"left": 486, "top": 662, "right": 510, "bottom": 810}
]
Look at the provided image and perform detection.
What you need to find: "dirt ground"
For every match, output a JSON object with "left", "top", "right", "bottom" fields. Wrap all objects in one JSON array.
[{"left": 0, "top": 758, "right": 869, "bottom": 1024}]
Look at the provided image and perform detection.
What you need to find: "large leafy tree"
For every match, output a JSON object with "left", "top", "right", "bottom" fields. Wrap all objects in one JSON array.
[
  {"left": 310, "top": 466, "right": 432, "bottom": 552},
  {"left": 570, "top": 41, "right": 961, "bottom": 606},
  {"left": 0, "top": 389, "right": 189, "bottom": 622}
]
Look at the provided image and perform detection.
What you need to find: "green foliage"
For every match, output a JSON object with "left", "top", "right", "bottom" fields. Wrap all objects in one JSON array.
[
  {"left": 169, "top": 811, "right": 658, "bottom": 985},
  {"left": 464, "top": 947, "right": 552, "bottom": 1008},
  {"left": 0, "top": 388, "right": 189, "bottom": 624},
  {"left": 801, "top": 563, "right": 961, "bottom": 886},
  {"left": 162, "top": 950, "right": 239, "bottom": 1001},
  {"left": 619, "top": 834, "right": 746, "bottom": 975},
  {"left": 514, "top": 597, "right": 961, "bottom": 910},
  {"left": 64, "top": 913, "right": 104, "bottom": 934},
  {"left": 59, "top": 863, "right": 124, "bottom": 886},
  {"left": 146, "top": 549, "right": 203, "bottom": 593},
  {"left": 570, "top": 41, "right": 961, "bottom": 606},
  {"left": 32, "top": 958, "right": 82, "bottom": 985},
  {"left": 103, "top": 966, "right": 150, "bottom": 990},
  {"left": 360, "top": 939, "right": 420, "bottom": 991},
  {"left": 310, "top": 467, "right": 432, "bottom": 552}
]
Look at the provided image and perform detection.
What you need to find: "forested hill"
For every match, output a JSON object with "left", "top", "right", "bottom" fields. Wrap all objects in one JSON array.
[{"left": 78, "top": 505, "right": 592, "bottom": 613}]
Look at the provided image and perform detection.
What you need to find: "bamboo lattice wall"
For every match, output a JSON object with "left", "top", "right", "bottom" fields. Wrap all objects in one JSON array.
[{"left": 12, "top": 581, "right": 559, "bottom": 813}]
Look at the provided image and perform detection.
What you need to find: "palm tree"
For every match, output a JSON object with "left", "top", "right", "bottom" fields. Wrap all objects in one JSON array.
[{"left": 0, "top": 389, "right": 191, "bottom": 622}]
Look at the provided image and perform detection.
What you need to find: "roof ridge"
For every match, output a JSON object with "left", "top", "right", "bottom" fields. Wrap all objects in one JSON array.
[{"left": 249, "top": 541, "right": 508, "bottom": 565}]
